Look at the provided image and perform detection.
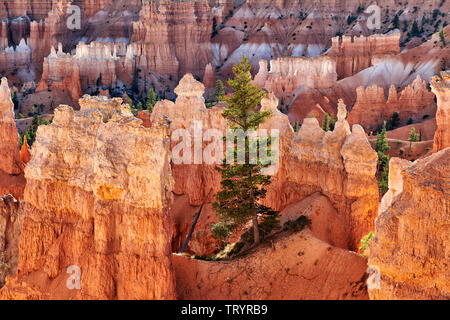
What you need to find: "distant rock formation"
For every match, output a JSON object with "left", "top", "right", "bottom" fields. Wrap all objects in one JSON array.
[
  {"left": 348, "top": 76, "right": 437, "bottom": 133},
  {"left": 369, "top": 148, "right": 450, "bottom": 299},
  {"left": 0, "top": 96, "right": 176, "bottom": 299},
  {"left": 253, "top": 56, "right": 337, "bottom": 108},
  {"left": 431, "top": 71, "right": 450, "bottom": 153},
  {"left": 329, "top": 31, "right": 401, "bottom": 79}
]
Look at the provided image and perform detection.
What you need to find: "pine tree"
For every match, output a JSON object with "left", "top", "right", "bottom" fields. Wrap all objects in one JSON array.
[
  {"left": 212, "top": 56, "right": 278, "bottom": 247},
  {"left": 393, "top": 14, "right": 399, "bottom": 28},
  {"left": 322, "top": 113, "right": 330, "bottom": 131},
  {"left": 376, "top": 121, "right": 390, "bottom": 195},
  {"left": 389, "top": 112, "right": 400, "bottom": 130},
  {"left": 215, "top": 79, "right": 226, "bottom": 101},
  {"left": 439, "top": 29, "right": 446, "bottom": 46},
  {"left": 293, "top": 121, "right": 299, "bottom": 132},
  {"left": 146, "top": 88, "right": 157, "bottom": 113},
  {"left": 411, "top": 20, "right": 420, "bottom": 37},
  {"left": 408, "top": 127, "right": 420, "bottom": 151},
  {"left": 329, "top": 113, "right": 336, "bottom": 131}
]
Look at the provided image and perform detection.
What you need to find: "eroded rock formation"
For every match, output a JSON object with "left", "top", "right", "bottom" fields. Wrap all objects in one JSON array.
[
  {"left": 347, "top": 76, "right": 436, "bottom": 133},
  {"left": 153, "top": 75, "right": 378, "bottom": 253},
  {"left": 0, "top": 96, "right": 176, "bottom": 300},
  {"left": 431, "top": 71, "right": 450, "bottom": 153},
  {"left": 329, "top": 31, "right": 401, "bottom": 79},
  {"left": 0, "top": 77, "right": 25, "bottom": 199},
  {"left": 369, "top": 148, "right": 450, "bottom": 299}
]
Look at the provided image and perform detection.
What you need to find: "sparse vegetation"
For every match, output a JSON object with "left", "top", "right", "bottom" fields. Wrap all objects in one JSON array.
[
  {"left": 322, "top": 113, "right": 330, "bottom": 132},
  {"left": 359, "top": 232, "right": 374, "bottom": 257},
  {"left": 20, "top": 115, "right": 51, "bottom": 147},
  {"left": 0, "top": 252, "right": 10, "bottom": 278},
  {"left": 439, "top": 29, "right": 446, "bottom": 46},
  {"left": 146, "top": 88, "right": 157, "bottom": 113},
  {"left": 408, "top": 127, "right": 420, "bottom": 151},
  {"left": 285, "top": 215, "right": 312, "bottom": 233},
  {"left": 214, "top": 79, "right": 226, "bottom": 101}
]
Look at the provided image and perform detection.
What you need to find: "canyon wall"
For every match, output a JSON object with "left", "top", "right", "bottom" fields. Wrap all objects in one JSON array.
[
  {"left": 329, "top": 31, "right": 401, "bottom": 79},
  {"left": 253, "top": 56, "right": 337, "bottom": 108},
  {"left": 368, "top": 148, "right": 450, "bottom": 299},
  {"left": 0, "top": 96, "right": 176, "bottom": 300},
  {"left": 431, "top": 71, "right": 450, "bottom": 153},
  {"left": 348, "top": 76, "right": 437, "bottom": 133},
  {"left": 129, "top": 1, "right": 214, "bottom": 81}
]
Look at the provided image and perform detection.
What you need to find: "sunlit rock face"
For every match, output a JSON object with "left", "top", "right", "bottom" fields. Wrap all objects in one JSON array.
[
  {"left": 153, "top": 75, "right": 378, "bottom": 253},
  {"left": 378, "top": 157, "right": 412, "bottom": 216},
  {"left": 368, "top": 148, "right": 450, "bottom": 300},
  {"left": 0, "top": 77, "right": 22, "bottom": 175},
  {"left": 0, "top": 77, "right": 25, "bottom": 199},
  {"left": 0, "top": 96, "right": 176, "bottom": 300},
  {"left": 348, "top": 76, "right": 437, "bottom": 134},
  {"left": 0, "top": 194, "right": 24, "bottom": 288},
  {"left": 174, "top": 226, "right": 369, "bottom": 300},
  {"left": 329, "top": 31, "right": 401, "bottom": 79},
  {"left": 431, "top": 71, "right": 450, "bottom": 153}
]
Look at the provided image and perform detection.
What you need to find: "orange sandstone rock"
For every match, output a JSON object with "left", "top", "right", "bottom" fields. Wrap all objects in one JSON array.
[
  {"left": 0, "top": 96, "right": 176, "bottom": 300},
  {"left": 431, "top": 71, "right": 450, "bottom": 153},
  {"left": 174, "top": 230, "right": 369, "bottom": 300},
  {"left": 368, "top": 148, "right": 450, "bottom": 299},
  {"left": 19, "top": 135, "right": 31, "bottom": 164},
  {"left": 0, "top": 77, "right": 25, "bottom": 199}
]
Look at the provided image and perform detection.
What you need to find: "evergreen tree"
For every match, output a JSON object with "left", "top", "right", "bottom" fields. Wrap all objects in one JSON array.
[
  {"left": 388, "top": 112, "right": 400, "bottom": 130},
  {"left": 393, "top": 14, "right": 399, "bottom": 28},
  {"left": 322, "top": 113, "right": 330, "bottom": 131},
  {"left": 439, "top": 29, "right": 446, "bottom": 46},
  {"left": 329, "top": 113, "right": 336, "bottom": 131},
  {"left": 293, "top": 121, "right": 299, "bottom": 133},
  {"left": 375, "top": 121, "right": 390, "bottom": 195},
  {"left": 408, "top": 127, "right": 420, "bottom": 151},
  {"left": 11, "top": 91, "right": 18, "bottom": 110},
  {"left": 212, "top": 56, "right": 278, "bottom": 247},
  {"left": 215, "top": 79, "right": 226, "bottom": 101},
  {"left": 411, "top": 20, "right": 420, "bottom": 37},
  {"left": 146, "top": 88, "right": 157, "bottom": 113}
]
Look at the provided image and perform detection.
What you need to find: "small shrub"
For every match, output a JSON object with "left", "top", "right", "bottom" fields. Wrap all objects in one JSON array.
[
  {"left": 359, "top": 232, "right": 375, "bottom": 257},
  {"left": 0, "top": 252, "right": 10, "bottom": 277},
  {"left": 285, "top": 215, "right": 312, "bottom": 233}
]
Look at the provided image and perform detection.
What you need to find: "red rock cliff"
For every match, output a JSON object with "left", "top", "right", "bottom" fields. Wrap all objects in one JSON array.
[{"left": 0, "top": 96, "right": 176, "bottom": 300}]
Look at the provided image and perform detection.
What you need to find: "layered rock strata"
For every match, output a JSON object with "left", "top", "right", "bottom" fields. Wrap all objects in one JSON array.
[
  {"left": 0, "top": 95, "right": 176, "bottom": 300},
  {"left": 153, "top": 75, "right": 379, "bottom": 252},
  {"left": 0, "top": 77, "right": 25, "bottom": 199},
  {"left": 329, "top": 31, "right": 401, "bottom": 79},
  {"left": 431, "top": 71, "right": 450, "bottom": 153},
  {"left": 368, "top": 148, "right": 450, "bottom": 299},
  {"left": 348, "top": 76, "right": 437, "bottom": 133}
]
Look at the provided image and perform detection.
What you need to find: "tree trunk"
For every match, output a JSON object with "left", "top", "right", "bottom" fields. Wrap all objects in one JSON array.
[{"left": 253, "top": 215, "right": 260, "bottom": 245}]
